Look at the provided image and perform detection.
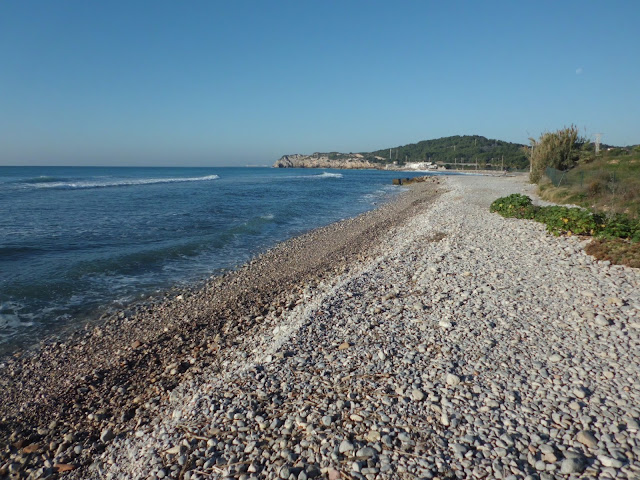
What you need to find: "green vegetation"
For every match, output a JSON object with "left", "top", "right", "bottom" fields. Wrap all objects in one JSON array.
[
  {"left": 490, "top": 194, "right": 640, "bottom": 241},
  {"left": 527, "top": 126, "right": 593, "bottom": 183},
  {"left": 307, "top": 135, "right": 528, "bottom": 169},
  {"left": 537, "top": 146, "right": 640, "bottom": 218},
  {"left": 490, "top": 193, "right": 640, "bottom": 267},
  {"left": 328, "top": 152, "right": 357, "bottom": 160},
  {"left": 521, "top": 126, "right": 640, "bottom": 268},
  {"left": 362, "top": 135, "right": 528, "bottom": 170},
  {"left": 526, "top": 126, "right": 640, "bottom": 218}
]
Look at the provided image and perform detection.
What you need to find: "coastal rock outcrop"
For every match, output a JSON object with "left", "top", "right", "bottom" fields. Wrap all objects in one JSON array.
[{"left": 273, "top": 153, "right": 379, "bottom": 169}]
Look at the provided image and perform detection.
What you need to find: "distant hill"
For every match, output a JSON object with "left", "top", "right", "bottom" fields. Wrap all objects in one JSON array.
[
  {"left": 363, "top": 135, "right": 528, "bottom": 169},
  {"left": 274, "top": 135, "right": 529, "bottom": 170}
]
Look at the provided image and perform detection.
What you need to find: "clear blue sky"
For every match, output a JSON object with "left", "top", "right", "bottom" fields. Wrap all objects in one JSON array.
[{"left": 1, "top": 1, "right": 638, "bottom": 166}]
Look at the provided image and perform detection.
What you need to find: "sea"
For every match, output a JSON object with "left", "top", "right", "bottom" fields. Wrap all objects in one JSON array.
[{"left": 0, "top": 166, "right": 438, "bottom": 354}]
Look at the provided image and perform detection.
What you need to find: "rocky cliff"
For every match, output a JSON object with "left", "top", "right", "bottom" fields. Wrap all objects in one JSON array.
[{"left": 273, "top": 154, "right": 380, "bottom": 169}]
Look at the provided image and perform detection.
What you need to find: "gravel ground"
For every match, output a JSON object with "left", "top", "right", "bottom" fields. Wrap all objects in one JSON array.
[
  {"left": 3, "top": 174, "right": 639, "bottom": 480},
  {"left": 0, "top": 178, "right": 441, "bottom": 479},
  {"left": 93, "top": 174, "right": 638, "bottom": 480}
]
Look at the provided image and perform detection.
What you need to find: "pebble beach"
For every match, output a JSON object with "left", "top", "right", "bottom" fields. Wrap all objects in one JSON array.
[{"left": 2, "top": 174, "right": 639, "bottom": 480}]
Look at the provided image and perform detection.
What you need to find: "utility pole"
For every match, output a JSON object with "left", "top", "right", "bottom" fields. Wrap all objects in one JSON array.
[
  {"left": 501, "top": 155, "right": 504, "bottom": 171},
  {"left": 594, "top": 133, "right": 603, "bottom": 155},
  {"left": 530, "top": 144, "right": 534, "bottom": 174},
  {"left": 526, "top": 130, "right": 533, "bottom": 175}
]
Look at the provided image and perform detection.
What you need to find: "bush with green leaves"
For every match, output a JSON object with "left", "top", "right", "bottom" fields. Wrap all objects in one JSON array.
[
  {"left": 491, "top": 194, "right": 640, "bottom": 241},
  {"left": 535, "top": 206, "right": 599, "bottom": 236},
  {"left": 599, "top": 213, "right": 640, "bottom": 242},
  {"left": 489, "top": 194, "right": 535, "bottom": 218}
]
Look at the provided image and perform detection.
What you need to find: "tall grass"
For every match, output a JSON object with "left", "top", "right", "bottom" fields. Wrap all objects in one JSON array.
[
  {"left": 538, "top": 149, "right": 640, "bottom": 218},
  {"left": 532, "top": 147, "right": 640, "bottom": 268}
]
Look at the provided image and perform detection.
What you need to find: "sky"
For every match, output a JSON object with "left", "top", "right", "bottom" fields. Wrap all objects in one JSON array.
[{"left": 1, "top": 1, "right": 639, "bottom": 166}]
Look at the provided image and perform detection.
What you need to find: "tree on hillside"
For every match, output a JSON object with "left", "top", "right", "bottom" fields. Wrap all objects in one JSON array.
[
  {"left": 527, "top": 126, "right": 590, "bottom": 183},
  {"left": 363, "top": 135, "right": 528, "bottom": 169}
]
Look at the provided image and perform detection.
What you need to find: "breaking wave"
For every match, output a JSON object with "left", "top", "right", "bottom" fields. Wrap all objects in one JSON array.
[
  {"left": 286, "top": 171, "right": 344, "bottom": 180},
  {"left": 26, "top": 175, "right": 220, "bottom": 190}
]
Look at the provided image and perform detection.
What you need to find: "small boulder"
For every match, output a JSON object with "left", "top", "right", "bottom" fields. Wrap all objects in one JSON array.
[
  {"left": 576, "top": 430, "right": 597, "bottom": 448},
  {"left": 100, "top": 428, "right": 115, "bottom": 443},
  {"left": 560, "top": 457, "right": 586, "bottom": 474}
]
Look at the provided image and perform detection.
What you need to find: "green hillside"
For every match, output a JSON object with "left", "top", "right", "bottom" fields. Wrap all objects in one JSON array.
[
  {"left": 539, "top": 146, "right": 640, "bottom": 218},
  {"left": 361, "top": 135, "right": 528, "bottom": 170}
]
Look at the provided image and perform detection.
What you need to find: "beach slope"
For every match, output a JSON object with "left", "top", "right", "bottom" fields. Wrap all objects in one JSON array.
[{"left": 3, "top": 174, "right": 640, "bottom": 479}]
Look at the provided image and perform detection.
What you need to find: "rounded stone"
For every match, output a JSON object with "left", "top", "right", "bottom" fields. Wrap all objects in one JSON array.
[
  {"left": 445, "top": 374, "right": 461, "bottom": 386},
  {"left": 100, "top": 428, "right": 115, "bottom": 443},
  {"left": 339, "top": 440, "right": 354, "bottom": 454},
  {"left": 411, "top": 389, "right": 425, "bottom": 401}
]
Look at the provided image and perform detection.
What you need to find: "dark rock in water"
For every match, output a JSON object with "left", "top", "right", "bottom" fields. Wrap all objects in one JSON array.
[{"left": 393, "top": 176, "right": 432, "bottom": 186}]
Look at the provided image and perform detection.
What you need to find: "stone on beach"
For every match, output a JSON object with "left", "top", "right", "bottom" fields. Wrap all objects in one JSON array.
[
  {"left": 99, "top": 428, "right": 115, "bottom": 443},
  {"left": 560, "top": 457, "right": 586, "bottom": 474},
  {"left": 445, "top": 373, "right": 461, "bottom": 386},
  {"left": 576, "top": 430, "right": 598, "bottom": 448},
  {"left": 339, "top": 440, "right": 355, "bottom": 454},
  {"left": 411, "top": 388, "right": 426, "bottom": 401},
  {"left": 548, "top": 353, "right": 563, "bottom": 363}
]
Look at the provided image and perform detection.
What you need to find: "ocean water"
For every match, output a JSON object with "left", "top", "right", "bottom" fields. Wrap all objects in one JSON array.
[{"left": 0, "top": 166, "right": 435, "bottom": 353}]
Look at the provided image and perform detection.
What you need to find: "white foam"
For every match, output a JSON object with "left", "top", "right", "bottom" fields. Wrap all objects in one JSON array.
[
  {"left": 286, "top": 172, "right": 344, "bottom": 180},
  {"left": 30, "top": 175, "right": 220, "bottom": 190},
  {"left": 0, "top": 302, "right": 34, "bottom": 342}
]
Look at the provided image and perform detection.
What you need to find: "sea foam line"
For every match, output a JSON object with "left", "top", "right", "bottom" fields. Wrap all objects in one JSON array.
[
  {"left": 29, "top": 175, "right": 220, "bottom": 189},
  {"left": 286, "top": 172, "right": 343, "bottom": 179}
]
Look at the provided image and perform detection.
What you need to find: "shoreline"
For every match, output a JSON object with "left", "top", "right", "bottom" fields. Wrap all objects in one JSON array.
[
  {"left": 105, "top": 173, "right": 638, "bottom": 479},
  {"left": 3, "top": 172, "right": 639, "bottom": 479},
  {"left": 0, "top": 168, "right": 411, "bottom": 359},
  {"left": 0, "top": 177, "right": 444, "bottom": 478}
]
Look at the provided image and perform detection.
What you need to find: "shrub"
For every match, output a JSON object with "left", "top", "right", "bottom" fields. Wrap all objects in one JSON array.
[
  {"left": 527, "top": 126, "right": 590, "bottom": 183},
  {"left": 598, "top": 213, "right": 640, "bottom": 242},
  {"left": 490, "top": 194, "right": 536, "bottom": 218},
  {"left": 490, "top": 194, "right": 639, "bottom": 241},
  {"left": 535, "top": 206, "right": 598, "bottom": 236},
  {"left": 587, "top": 180, "right": 603, "bottom": 195}
]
